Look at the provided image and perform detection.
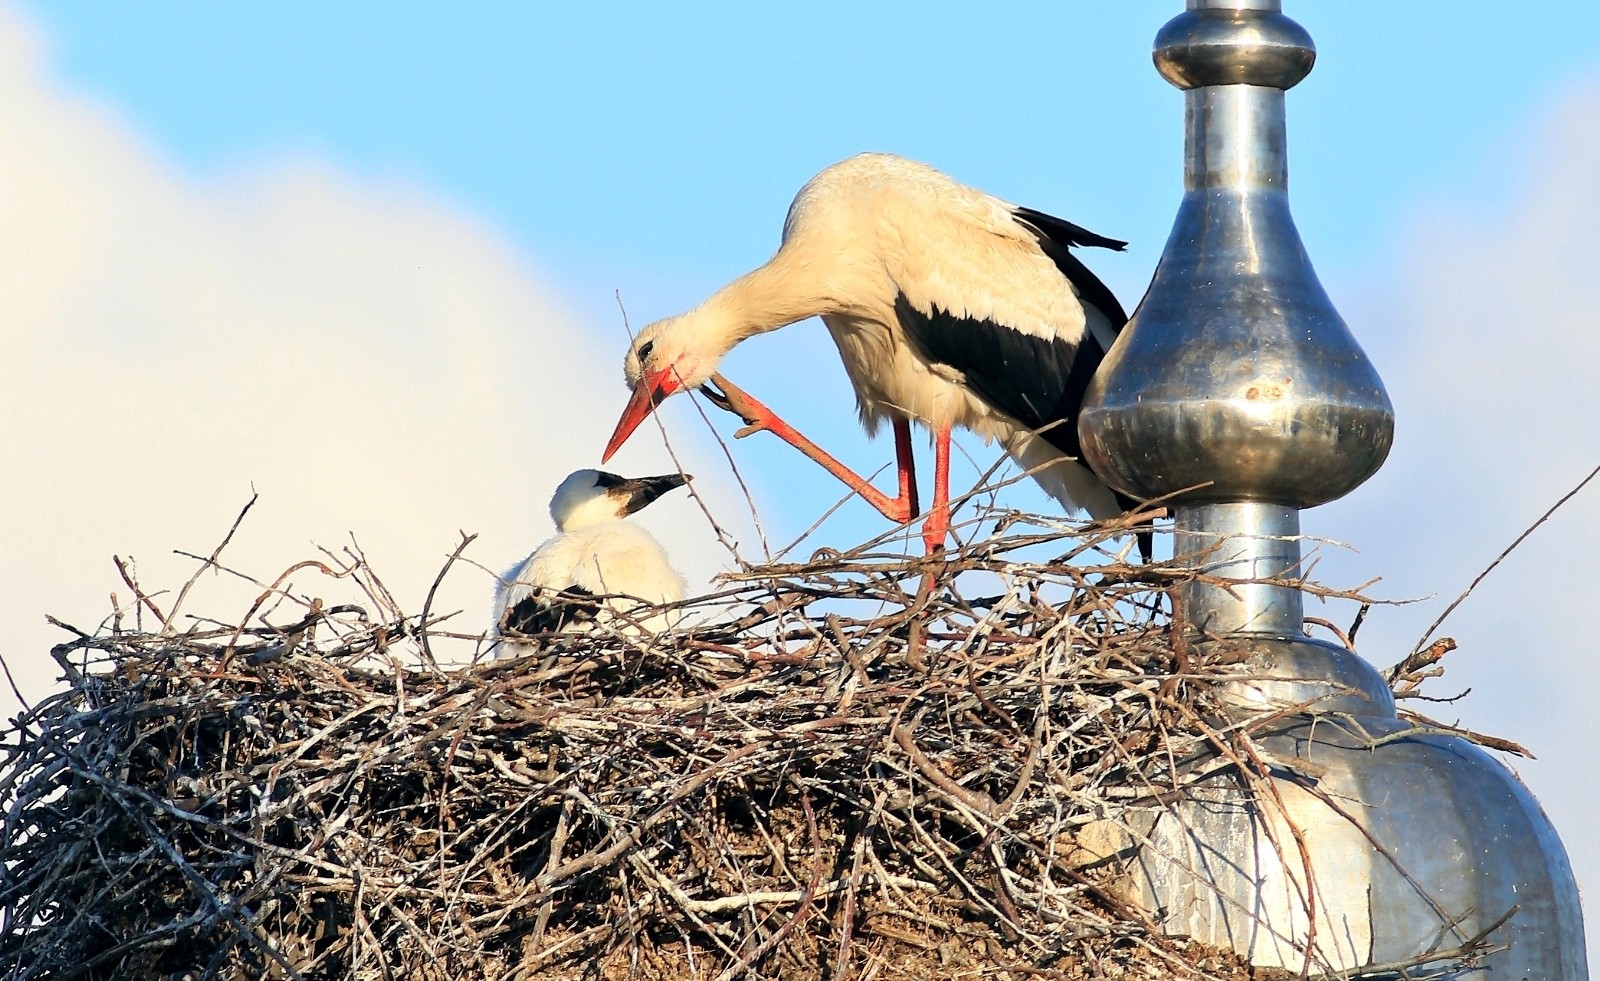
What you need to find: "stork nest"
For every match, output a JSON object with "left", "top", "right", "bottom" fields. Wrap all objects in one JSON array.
[{"left": 0, "top": 513, "right": 1471, "bottom": 980}]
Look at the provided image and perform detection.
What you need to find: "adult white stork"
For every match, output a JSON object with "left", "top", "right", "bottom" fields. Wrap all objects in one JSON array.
[
  {"left": 602, "top": 152, "right": 1144, "bottom": 557},
  {"left": 490, "top": 469, "right": 689, "bottom": 658}
]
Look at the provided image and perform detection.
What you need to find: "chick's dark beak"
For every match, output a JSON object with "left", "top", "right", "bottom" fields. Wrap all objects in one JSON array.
[{"left": 617, "top": 473, "right": 691, "bottom": 517}]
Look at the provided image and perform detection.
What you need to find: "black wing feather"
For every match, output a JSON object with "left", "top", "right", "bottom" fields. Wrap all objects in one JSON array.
[
  {"left": 1012, "top": 206, "right": 1128, "bottom": 252},
  {"left": 1013, "top": 207, "right": 1130, "bottom": 329},
  {"left": 503, "top": 584, "right": 600, "bottom": 637},
  {"left": 893, "top": 204, "right": 1129, "bottom": 459},
  {"left": 895, "top": 295, "right": 1092, "bottom": 457},
  {"left": 897, "top": 294, "right": 1150, "bottom": 556}
]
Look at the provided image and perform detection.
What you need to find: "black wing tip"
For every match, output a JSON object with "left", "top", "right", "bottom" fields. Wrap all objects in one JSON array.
[
  {"left": 502, "top": 584, "right": 600, "bottom": 636},
  {"left": 1013, "top": 208, "right": 1131, "bottom": 329},
  {"left": 1014, "top": 206, "right": 1127, "bottom": 252},
  {"left": 1110, "top": 492, "right": 1155, "bottom": 563}
]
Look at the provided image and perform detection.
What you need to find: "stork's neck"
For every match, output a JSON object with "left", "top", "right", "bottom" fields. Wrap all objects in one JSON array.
[{"left": 693, "top": 248, "right": 832, "bottom": 347}]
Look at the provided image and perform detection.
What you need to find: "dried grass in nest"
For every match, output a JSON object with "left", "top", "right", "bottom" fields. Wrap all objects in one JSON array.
[{"left": 0, "top": 508, "right": 1457, "bottom": 981}]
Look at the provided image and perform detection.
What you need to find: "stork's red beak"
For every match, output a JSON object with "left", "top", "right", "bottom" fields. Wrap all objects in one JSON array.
[{"left": 602, "top": 368, "right": 683, "bottom": 462}]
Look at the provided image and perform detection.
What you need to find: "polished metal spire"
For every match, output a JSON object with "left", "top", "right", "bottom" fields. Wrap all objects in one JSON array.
[
  {"left": 1077, "top": 2, "right": 1587, "bottom": 975},
  {"left": 1081, "top": 0, "right": 1393, "bottom": 635}
]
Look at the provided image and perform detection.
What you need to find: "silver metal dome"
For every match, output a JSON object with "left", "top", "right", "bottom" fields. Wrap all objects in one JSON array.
[{"left": 1130, "top": 635, "right": 1588, "bottom": 976}]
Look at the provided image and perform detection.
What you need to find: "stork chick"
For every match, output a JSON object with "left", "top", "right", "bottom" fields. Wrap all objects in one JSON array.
[
  {"left": 601, "top": 152, "right": 1145, "bottom": 559},
  {"left": 490, "top": 469, "right": 689, "bottom": 659}
]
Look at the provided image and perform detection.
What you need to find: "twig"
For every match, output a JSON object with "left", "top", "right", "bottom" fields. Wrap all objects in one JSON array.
[
  {"left": 615, "top": 291, "right": 767, "bottom": 565},
  {"left": 1413, "top": 462, "right": 1600, "bottom": 654},
  {"left": 113, "top": 555, "right": 167, "bottom": 628},
  {"left": 1384, "top": 637, "right": 1457, "bottom": 697},
  {"left": 163, "top": 492, "right": 259, "bottom": 633},
  {"left": 417, "top": 531, "right": 478, "bottom": 671}
]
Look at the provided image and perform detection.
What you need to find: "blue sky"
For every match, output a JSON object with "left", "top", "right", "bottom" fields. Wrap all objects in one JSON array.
[
  {"left": 5, "top": 0, "right": 1600, "bottom": 964},
  {"left": 26, "top": 3, "right": 1600, "bottom": 293},
  {"left": 22, "top": 1, "right": 1600, "bottom": 540}
]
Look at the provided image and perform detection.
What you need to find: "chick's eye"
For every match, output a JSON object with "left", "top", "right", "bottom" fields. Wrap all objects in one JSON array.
[{"left": 636, "top": 340, "right": 655, "bottom": 364}]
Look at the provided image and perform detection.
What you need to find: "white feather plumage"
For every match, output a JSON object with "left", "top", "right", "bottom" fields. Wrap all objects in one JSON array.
[{"left": 490, "top": 470, "right": 687, "bottom": 659}]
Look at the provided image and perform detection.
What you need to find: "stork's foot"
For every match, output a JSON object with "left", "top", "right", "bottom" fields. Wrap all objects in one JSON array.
[{"left": 699, "top": 374, "right": 777, "bottom": 441}]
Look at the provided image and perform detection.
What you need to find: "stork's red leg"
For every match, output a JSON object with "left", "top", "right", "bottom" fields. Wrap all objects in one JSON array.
[
  {"left": 892, "top": 418, "right": 921, "bottom": 520},
  {"left": 703, "top": 374, "right": 918, "bottom": 525},
  {"left": 921, "top": 422, "right": 953, "bottom": 555}
]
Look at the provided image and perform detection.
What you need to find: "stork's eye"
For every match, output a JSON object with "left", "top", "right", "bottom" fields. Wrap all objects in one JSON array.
[{"left": 636, "top": 340, "right": 655, "bottom": 363}]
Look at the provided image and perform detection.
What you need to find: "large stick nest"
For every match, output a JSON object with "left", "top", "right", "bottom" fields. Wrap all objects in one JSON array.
[{"left": 0, "top": 513, "right": 1425, "bottom": 980}]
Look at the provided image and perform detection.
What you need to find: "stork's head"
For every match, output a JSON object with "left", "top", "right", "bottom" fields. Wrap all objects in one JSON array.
[
  {"left": 549, "top": 468, "right": 692, "bottom": 531},
  {"left": 603, "top": 314, "right": 725, "bottom": 461}
]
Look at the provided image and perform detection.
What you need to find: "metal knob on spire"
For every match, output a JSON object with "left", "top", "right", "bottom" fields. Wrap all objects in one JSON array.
[{"left": 1078, "top": 2, "right": 1588, "bottom": 975}]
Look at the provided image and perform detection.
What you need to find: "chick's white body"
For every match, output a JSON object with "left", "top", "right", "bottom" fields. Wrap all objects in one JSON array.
[
  {"left": 490, "top": 470, "right": 687, "bottom": 659},
  {"left": 492, "top": 523, "right": 684, "bottom": 625}
]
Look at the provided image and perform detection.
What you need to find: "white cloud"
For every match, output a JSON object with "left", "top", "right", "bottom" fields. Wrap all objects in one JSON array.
[
  {"left": 1315, "top": 79, "right": 1600, "bottom": 956},
  {"left": 0, "top": 7, "right": 742, "bottom": 714}
]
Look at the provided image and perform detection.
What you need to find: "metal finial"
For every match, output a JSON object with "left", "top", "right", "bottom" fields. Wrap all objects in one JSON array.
[
  {"left": 1085, "top": 6, "right": 1590, "bottom": 976},
  {"left": 1081, "top": 11, "right": 1392, "bottom": 518},
  {"left": 1079, "top": 0, "right": 1393, "bottom": 635}
]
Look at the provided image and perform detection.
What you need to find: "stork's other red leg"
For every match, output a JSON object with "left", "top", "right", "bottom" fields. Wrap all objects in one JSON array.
[
  {"left": 892, "top": 418, "right": 921, "bottom": 520},
  {"left": 703, "top": 374, "right": 918, "bottom": 526},
  {"left": 921, "top": 422, "right": 953, "bottom": 555}
]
